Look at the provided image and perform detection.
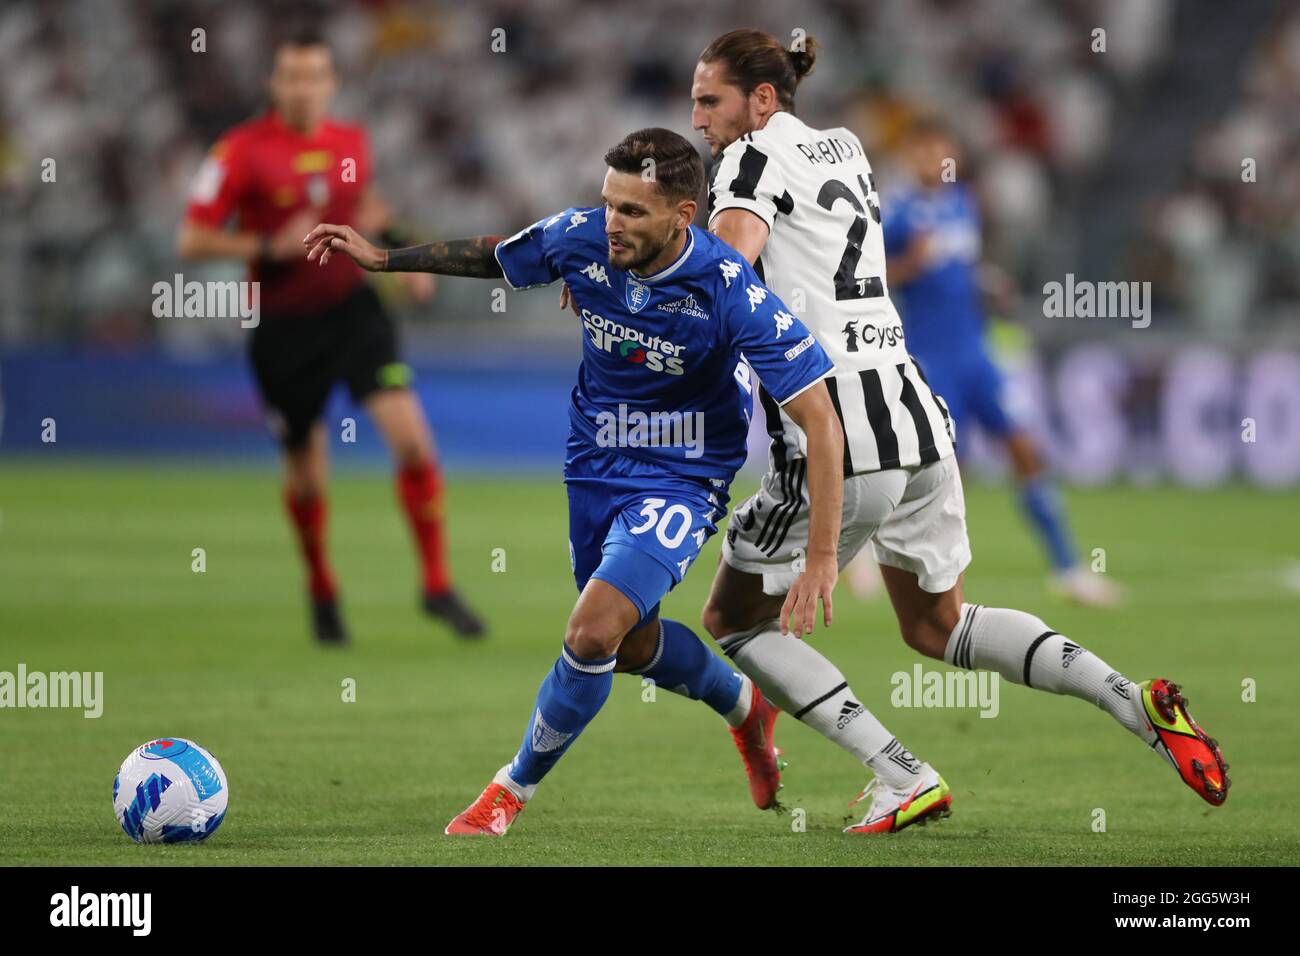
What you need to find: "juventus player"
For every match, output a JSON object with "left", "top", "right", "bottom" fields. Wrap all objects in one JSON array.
[{"left": 688, "top": 29, "right": 1229, "bottom": 830}]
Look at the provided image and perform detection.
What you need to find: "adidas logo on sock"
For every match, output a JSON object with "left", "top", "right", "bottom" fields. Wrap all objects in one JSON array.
[
  {"left": 836, "top": 698, "right": 866, "bottom": 730},
  {"left": 1061, "top": 640, "right": 1085, "bottom": 668}
]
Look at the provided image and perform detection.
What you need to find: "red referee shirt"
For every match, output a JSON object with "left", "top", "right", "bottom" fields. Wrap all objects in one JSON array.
[{"left": 185, "top": 110, "right": 371, "bottom": 316}]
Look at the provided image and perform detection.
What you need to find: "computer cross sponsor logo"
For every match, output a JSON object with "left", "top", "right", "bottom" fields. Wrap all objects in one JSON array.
[
  {"left": 890, "top": 664, "right": 1000, "bottom": 718},
  {"left": 595, "top": 403, "right": 705, "bottom": 459},
  {"left": 49, "top": 886, "right": 151, "bottom": 936},
  {"left": 580, "top": 308, "right": 686, "bottom": 375},
  {"left": 151, "top": 274, "right": 260, "bottom": 328},
  {"left": 0, "top": 664, "right": 102, "bottom": 718}
]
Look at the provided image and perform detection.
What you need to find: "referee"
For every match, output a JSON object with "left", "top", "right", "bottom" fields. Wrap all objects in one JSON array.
[{"left": 177, "top": 30, "right": 483, "bottom": 643}]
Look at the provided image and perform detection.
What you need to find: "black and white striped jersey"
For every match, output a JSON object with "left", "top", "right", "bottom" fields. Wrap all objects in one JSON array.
[{"left": 708, "top": 111, "right": 955, "bottom": 475}]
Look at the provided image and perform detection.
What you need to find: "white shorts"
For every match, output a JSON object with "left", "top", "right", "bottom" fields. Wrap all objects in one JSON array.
[{"left": 721, "top": 455, "right": 972, "bottom": 596}]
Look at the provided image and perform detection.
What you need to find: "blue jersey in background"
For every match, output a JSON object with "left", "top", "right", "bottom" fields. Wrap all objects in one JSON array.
[
  {"left": 884, "top": 183, "right": 986, "bottom": 358},
  {"left": 883, "top": 183, "right": 1014, "bottom": 438}
]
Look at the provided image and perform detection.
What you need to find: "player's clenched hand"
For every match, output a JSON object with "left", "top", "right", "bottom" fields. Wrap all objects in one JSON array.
[
  {"left": 780, "top": 554, "right": 836, "bottom": 638},
  {"left": 303, "top": 223, "right": 386, "bottom": 271}
]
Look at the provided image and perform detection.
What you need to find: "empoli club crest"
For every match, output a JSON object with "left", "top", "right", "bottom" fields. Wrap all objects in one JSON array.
[{"left": 625, "top": 277, "right": 651, "bottom": 314}]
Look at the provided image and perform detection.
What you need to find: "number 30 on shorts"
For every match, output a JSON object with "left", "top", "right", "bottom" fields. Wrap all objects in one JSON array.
[{"left": 629, "top": 498, "right": 695, "bottom": 549}]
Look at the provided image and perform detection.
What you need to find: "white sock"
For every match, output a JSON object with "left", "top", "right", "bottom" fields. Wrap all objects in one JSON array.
[
  {"left": 718, "top": 620, "right": 922, "bottom": 789},
  {"left": 723, "top": 675, "right": 754, "bottom": 728},
  {"left": 495, "top": 764, "right": 537, "bottom": 803},
  {"left": 945, "top": 603, "right": 1143, "bottom": 735}
]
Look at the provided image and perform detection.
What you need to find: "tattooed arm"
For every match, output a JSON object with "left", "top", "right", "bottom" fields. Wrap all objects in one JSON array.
[
  {"left": 303, "top": 222, "right": 505, "bottom": 278},
  {"left": 384, "top": 236, "right": 506, "bottom": 277}
]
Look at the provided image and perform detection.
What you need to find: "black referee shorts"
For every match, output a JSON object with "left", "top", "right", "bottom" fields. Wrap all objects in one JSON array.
[{"left": 248, "top": 283, "right": 412, "bottom": 450}]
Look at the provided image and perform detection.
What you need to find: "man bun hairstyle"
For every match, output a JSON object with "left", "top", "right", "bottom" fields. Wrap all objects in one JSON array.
[
  {"left": 604, "top": 127, "right": 705, "bottom": 205},
  {"left": 700, "top": 28, "right": 817, "bottom": 112}
]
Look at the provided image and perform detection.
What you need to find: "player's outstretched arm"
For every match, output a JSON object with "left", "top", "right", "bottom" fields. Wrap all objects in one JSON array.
[
  {"left": 777, "top": 382, "right": 845, "bottom": 638},
  {"left": 303, "top": 223, "right": 506, "bottom": 278}
]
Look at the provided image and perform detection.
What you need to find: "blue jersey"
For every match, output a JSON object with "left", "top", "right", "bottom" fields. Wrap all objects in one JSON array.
[
  {"left": 883, "top": 183, "right": 986, "bottom": 361},
  {"left": 494, "top": 207, "right": 834, "bottom": 482}
]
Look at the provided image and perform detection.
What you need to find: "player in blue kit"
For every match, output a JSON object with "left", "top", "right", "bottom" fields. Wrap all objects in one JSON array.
[
  {"left": 303, "top": 128, "right": 846, "bottom": 835},
  {"left": 875, "top": 119, "right": 1118, "bottom": 607}
]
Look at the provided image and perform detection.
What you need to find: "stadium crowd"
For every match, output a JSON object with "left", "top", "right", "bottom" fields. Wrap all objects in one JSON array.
[{"left": 7, "top": 0, "right": 1292, "bottom": 352}]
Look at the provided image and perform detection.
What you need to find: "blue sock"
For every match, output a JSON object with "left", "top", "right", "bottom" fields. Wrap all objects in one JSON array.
[
  {"left": 507, "top": 646, "right": 616, "bottom": 789},
  {"left": 1018, "top": 477, "right": 1077, "bottom": 572},
  {"left": 632, "top": 618, "right": 745, "bottom": 718}
]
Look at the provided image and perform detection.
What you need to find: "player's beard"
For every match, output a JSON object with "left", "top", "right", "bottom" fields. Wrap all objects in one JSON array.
[{"left": 617, "top": 226, "right": 679, "bottom": 275}]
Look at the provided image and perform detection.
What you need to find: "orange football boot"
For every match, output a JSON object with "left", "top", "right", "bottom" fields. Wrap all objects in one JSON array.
[
  {"left": 445, "top": 781, "right": 526, "bottom": 836},
  {"left": 729, "top": 683, "right": 785, "bottom": 809}
]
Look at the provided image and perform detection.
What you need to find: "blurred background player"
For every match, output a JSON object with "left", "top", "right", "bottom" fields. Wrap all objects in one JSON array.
[
  {"left": 176, "top": 30, "right": 484, "bottom": 643},
  {"left": 849, "top": 119, "right": 1118, "bottom": 608}
]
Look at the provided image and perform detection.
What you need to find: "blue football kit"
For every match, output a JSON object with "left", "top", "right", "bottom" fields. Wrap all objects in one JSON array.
[
  {"left": 883, "top": 182, "right": 1013, "bottom": 437},
  {"left": 485, "top": 205, "right": 833, "bottom": 793},
  {"left": 496, "top": 206, "right": 833, "bottom": 620}
]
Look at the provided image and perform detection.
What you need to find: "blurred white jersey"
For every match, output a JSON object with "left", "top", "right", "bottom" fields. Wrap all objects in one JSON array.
[{"left": 709, "top": 111, "right": 954, "bottom": 475}]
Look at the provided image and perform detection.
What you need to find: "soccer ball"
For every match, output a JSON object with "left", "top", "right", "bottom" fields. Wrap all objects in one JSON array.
[{"left": 112, "top": 737, "right": 228, "bottom": 844}]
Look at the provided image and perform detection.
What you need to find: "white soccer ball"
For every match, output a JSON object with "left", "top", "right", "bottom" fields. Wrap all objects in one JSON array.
[{"left": 113, "top": 737, "right": 228, "bottom": 844}]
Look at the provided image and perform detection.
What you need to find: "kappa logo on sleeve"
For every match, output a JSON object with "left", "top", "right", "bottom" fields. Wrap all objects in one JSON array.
[
  {"left": 773, "top": 310, "right": 795, "bottom": 337},
  {"left": 581, "top": 262, "right": 611, "bottom": 286}
]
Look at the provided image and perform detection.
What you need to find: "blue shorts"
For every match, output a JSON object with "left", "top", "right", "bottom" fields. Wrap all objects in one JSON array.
[
  {"left": 914, "top": 347, "right": 1015, "bottom": 440},
  {"left": 565, "top": 435, "right": 730, "bottom": 623}
]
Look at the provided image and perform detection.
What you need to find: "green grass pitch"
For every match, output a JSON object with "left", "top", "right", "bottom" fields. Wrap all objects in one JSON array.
[{"left": 1, "top": 460, "right": 1297, "bottom": 866}]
